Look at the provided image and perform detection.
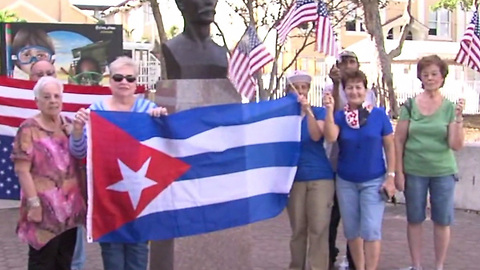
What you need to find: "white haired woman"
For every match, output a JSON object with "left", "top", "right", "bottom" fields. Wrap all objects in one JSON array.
[
  {"left": 69, "top": 56, "right": 167, "bottom": 270},
  {"left": 11, "top": 76, "right": 86, "bottom": 269}
]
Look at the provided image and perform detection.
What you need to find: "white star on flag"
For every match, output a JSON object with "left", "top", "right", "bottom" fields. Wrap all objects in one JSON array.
[{"left": 107, "top": 157, "right": 157, "bottom": 210}]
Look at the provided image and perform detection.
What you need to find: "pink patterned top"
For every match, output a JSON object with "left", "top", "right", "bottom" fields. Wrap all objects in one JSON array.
[{"left": 11, "top": 117, "right": 86, "bottom": 250}]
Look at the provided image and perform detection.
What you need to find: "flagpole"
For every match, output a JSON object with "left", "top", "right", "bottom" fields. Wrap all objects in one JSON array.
[
  {"left": 288, "top": 81, "right": 315, "bottom": 117},
  {"left": 464, "top": 2, "right": 478, "bottom": 99}
]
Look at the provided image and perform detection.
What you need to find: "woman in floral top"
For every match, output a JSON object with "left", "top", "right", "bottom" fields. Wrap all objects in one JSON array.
[{"left": 11, "top": 76, "right": 86, "bottom": 269}]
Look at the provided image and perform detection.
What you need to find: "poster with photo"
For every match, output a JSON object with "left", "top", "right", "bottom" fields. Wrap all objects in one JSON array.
[{"left": 0, "top": 22, "right": 123, "bottom": 85}]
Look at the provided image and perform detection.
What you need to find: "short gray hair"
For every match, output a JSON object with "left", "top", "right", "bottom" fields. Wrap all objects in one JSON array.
[
  {"left": 33, "top": 76, "right": 64, "bottom": 98},
  {"left": 109, "top": 56, "right": 138, "bottom": 76}
]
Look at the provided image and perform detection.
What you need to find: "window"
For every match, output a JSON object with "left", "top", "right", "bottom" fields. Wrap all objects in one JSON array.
[
  {"left": 389, "top": 27, "right": 413, "bottom": 40},
  {"left": 144, "top": 2, "right": 154, "bottom": 25},
  {"left": 345, "top": 4, "right": 365, "bottom": 32},
  {"left": 406, "top": 31, "right": 413, "bottom": 40},
  {"left": 428, "top": 8, "right": 450, "bottom": 37},
  {"left": 300, "top": 58, "right": 309, "bottom": 71},
  {"left": 387, "top": 28, "right": 393, "bottom": 39},
  {"left": 345, "top": 20, "right": 365, "bottom": 32}
]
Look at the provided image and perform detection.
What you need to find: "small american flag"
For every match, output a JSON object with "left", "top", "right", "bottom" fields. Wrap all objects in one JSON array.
[
  {"left": 0, "top": 76, "right": 144, "bottom": 200},
  {"left": 276, "top": 0, "right": 318, "bottom": 44},
  {"left": 455, "top": 9, "right": 480, "bottom": 72},
  {"left": 228, "top": 26, "right": 274, "bottom": 100},
  {"left": 315, "top": 0, "right": 338, "bottom": 57}
]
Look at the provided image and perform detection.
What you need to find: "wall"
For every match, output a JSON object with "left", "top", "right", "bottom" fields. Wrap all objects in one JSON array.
[
  {"left": 0, "top": 0, "right": 96, "bottom": 23},
  {"left": 453, "top": 144, "right": 480, "bottom": 211},
  {"left": 395, "top": 144, "right": 480, "bottom": 211}
]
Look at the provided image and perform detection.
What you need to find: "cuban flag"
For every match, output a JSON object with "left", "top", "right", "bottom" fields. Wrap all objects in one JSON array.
[{"left": 87, "top": 94, "right": 302, "bottom": 242}]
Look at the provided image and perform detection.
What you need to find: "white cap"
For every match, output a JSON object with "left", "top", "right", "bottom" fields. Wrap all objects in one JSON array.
[{"left": 286, "top": 70, "right": 312, "bottom": 84}]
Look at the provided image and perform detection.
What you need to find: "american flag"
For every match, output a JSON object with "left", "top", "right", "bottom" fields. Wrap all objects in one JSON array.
[
  {"left": 315, "top": 0, "right": 338, "bottom": 57},
  {"left": 276, "top": 0, "right": 318, "bottom": 44},
  {"left": 0, "top": 76, "right": 144, "bottom": 200},
  {"left": 228, "top": 26, "right": 274, "bottom": 100},
  {"left": 455, "top": 9, "right": 480, "bottom": 72}
]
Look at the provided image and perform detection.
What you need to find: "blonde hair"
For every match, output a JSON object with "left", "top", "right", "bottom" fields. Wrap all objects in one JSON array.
[
  {"left": 109, "top": 56, "right": 138, "bottom": 76},
  {"left": 33, "top": 76, "right": 63, "bottom": 98}
]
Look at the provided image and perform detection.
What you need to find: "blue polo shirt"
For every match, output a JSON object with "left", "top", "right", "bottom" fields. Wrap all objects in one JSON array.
[
  {"left": 335, "top": 107, "right": 392, "bottom": 182},
  {"left": 295, "top": 107, "right": 334, "bottom": 181}
]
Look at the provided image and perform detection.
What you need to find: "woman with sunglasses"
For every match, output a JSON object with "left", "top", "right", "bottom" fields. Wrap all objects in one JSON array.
[{"left": 69, "top": 56, "right": 167, "bottom": 270}]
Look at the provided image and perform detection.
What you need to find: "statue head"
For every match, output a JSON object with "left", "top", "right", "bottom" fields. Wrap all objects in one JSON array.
[{"left": 175, "top": 0, "right": 218, "bottom": 25}]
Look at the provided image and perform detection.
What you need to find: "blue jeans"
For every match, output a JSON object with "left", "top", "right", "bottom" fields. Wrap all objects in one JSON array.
[
  {"left": 336, "top": 176, "right": 385, "bottom": 241},
  {"left": 100, "top": 242, "right": 149, "bottom": 270},
  {"left": 71, "top": 226, "right": 86, "bottom": 270},
  {"left": 404, "top": 174, "right": 456, "bottom": 225}
]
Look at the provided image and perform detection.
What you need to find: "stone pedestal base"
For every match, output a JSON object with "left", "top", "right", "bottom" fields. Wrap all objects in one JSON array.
[
  {"left": 152, "top": 79, "right": 241, "bottom": 113},
  {"left": 149, "top": 79, "right": 250, "bottom": 270}
]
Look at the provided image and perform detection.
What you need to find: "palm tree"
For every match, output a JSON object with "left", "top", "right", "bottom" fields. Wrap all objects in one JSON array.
[{"left": 0, "top": 10, "right": 26, "bottom": 22}]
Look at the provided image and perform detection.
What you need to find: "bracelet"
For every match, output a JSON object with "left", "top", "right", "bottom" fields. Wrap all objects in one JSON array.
[
  {"left": 455, "top": 118, "right": 463, "bottom": 123},
  {"left": 27, "top": 197, "right": 41, "bottom": 208},
  {"left": 386, "top": 172, "right": 395, "bottom": 177}
]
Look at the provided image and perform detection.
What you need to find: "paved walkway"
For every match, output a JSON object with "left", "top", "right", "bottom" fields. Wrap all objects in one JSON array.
[{"left": 0, "top": 204, "right": 478, "bottom": 270}]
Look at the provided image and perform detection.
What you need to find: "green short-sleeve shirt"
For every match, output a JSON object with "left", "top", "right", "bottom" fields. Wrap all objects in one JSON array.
[{"left": 399, "top": 98, "right": 457, "bottom": 177}]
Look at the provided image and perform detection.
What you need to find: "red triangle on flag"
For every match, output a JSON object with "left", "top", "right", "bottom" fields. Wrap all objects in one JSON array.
[{"left": 90, "top": 111, "right": 191, "bottom": 239}]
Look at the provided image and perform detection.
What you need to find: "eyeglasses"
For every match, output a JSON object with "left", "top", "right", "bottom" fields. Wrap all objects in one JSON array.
[
  {"left": 71, "top": 71, "right": 103, "bottom": 85},
  {"left": 33, "top": 70, "right": 55, "bottom": 78},
  {"left": 12, "top": 46, "right": 54, "bottom": 65},
  {"left": 112, "top": 74, "right": 136, "bottom": 83}
]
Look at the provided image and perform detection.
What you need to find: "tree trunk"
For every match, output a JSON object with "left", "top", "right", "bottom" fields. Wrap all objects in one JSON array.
[
  {"left": 360, "top": 0, "right": 399, "bottom": 117},
  {"left": 149, "top": 0, "right": 168, "bottom": 79}
]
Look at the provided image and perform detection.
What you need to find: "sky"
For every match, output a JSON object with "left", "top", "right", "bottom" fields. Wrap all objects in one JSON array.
[{"left": 69, "top": 0, "right": 127, "bottom": 6}]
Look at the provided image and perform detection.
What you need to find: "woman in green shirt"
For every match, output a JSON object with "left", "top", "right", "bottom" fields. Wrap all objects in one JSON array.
[{"left": 394, "top": 55, "right": 465, "bottom": 270}]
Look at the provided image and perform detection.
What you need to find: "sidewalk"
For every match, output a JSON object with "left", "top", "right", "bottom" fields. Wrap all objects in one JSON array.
[{"left": 0, "top": 204, "right": 478, "bottom": 270}]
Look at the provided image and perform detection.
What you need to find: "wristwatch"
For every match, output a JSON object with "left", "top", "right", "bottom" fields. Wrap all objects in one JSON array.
[{"left": 386, "top": 172, "right": 396, "bottom": 177}]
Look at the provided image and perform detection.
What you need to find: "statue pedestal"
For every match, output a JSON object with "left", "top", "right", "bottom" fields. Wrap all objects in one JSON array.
[
  {"left": 152, "top": 79, "right": 242, "bottom": 112},
  {"left": 149, "top": 79, "right": 252, "bottom": 270}
]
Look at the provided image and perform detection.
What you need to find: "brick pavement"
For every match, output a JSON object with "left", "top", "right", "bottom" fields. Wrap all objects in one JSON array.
[{"left": 0, "top": 205, "right": 478, "bottom": 270}]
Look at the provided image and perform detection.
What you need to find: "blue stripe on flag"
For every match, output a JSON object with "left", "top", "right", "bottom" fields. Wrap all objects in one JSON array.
[
  {"left": 0, "top": 135, "right": 20, "bottom": 200},
  {"left": 94, "top": 94, "right": 300, "bottom": 141},
  {"left": 177, "top": 142, "right": 300, "bottom": 180},
  {"left": 96, "top": 192, "right": 288, "bottom": 242}
]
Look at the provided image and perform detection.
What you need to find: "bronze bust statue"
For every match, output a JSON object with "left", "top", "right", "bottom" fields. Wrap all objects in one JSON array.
[{"left": 162, "top": 0, "right": 228, "bottom": 79}]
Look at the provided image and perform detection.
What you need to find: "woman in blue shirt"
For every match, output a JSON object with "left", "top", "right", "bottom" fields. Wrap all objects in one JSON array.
[
  {"left": 285, "top": 71, "right": 334, "bottom": 270},
  {"left": 323, "top": 70, "right": 396, "bottom": 270}
]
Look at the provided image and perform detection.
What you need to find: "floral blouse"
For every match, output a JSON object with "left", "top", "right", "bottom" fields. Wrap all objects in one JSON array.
[{"left": 11, "top": 117, "right": 86, "bottom": 250}]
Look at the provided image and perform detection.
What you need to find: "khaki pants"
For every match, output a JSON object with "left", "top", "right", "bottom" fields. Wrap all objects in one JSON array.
[{"left": 287, "top": 180, "right": 335, "bottom": 270}]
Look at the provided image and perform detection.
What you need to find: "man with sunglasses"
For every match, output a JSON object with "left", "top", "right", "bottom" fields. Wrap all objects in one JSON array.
[{"left": 29, "top": 60, "right": 56, "bottom": 81}]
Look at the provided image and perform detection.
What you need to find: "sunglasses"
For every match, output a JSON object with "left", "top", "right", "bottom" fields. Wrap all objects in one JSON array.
[{"left": 112, "top": 74, "right": 136, "bottom": 83}]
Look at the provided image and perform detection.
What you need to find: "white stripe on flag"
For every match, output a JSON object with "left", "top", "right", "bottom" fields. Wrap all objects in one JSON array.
[
  {"left": 0, "top": 85, "right": 109, "bottom": 105},
  {"left": 141, "top": 115, "right": 302, "bottom": 158},
  {"left": 139, "top": 166, "right": 296, "bottom": 217},
  {"left": 0, "top": 124, "right": 17, "bottom": 136},
  {"left": 0, "top": 105, "right": 75, "bottom": 120}
]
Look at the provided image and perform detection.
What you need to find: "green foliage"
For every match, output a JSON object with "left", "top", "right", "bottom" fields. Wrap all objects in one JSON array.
[
  {"left": 431, "top": 0, "right": 475, "bottom": 11},
  {"left": 167, "top": 25, "right": 179, "bottom": 39},
  {"left": 0, "top": 10, "right": 26, "bottom": 22}
]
